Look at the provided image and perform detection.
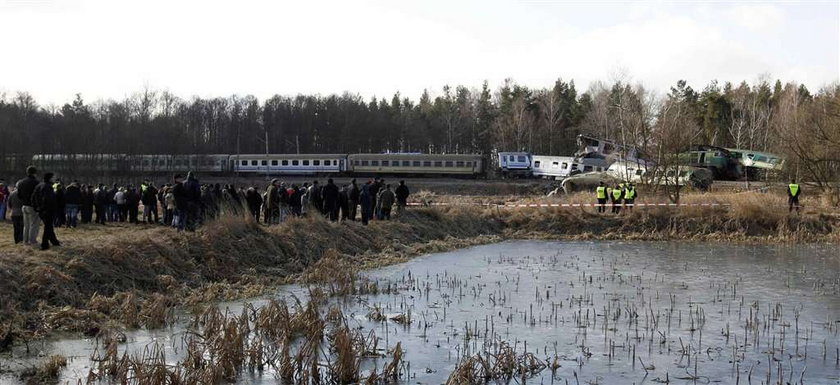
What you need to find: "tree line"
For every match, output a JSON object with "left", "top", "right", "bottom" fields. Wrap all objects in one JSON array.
[{"left": 0, "top": 76, "right": 838, "bottom": 189}]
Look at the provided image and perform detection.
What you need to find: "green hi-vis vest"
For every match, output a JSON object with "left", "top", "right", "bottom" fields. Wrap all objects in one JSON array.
[
  {"left": 141, "top": 184, "right": 148, "bottom": 193},
  {"left": 624, "top": 187, "right": 635, "bottom": 200},
  {"left": 789, "top": 184, "right": 799, "bottom": 197},
  {"left": 52, "top": 182, "right": 60, "bottom": 192},
  {"left": 596, "top": 186, "right": 606, "bottom": 199},
  {"left": 612, "top": 189, "right": 623, "bottom": 200}
]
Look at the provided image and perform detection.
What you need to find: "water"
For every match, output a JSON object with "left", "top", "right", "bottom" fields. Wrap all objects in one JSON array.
[{"left": 2, "top": 241, "right": 839, "bottom": 384}]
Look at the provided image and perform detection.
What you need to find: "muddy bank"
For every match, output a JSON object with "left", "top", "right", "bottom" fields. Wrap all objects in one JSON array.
[{"left": 0, "top": 203, "right": 837, "bottom": 347}]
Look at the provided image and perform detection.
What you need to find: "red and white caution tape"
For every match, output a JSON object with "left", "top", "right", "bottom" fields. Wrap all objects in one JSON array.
[{"left": 406, "top": 202, "right": 731, "bottom": 208}]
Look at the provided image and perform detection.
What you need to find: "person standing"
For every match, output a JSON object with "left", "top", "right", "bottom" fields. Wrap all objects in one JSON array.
[
  {"left": 595, "top": 182, "right": 607, "bottom": 213},
  {"left": 171, "top": 174, "right": 188, "bottom": 231},
  {"left": 53, "top": 182, "right": 66, "bottom": 228},
  {"left": 142, "top": 182, "right": 159, "bottom": 224},
  {"left": 32, "top": 172, "right": 60, "bottom": 250},
  {"left": 94, "top": 184, "right": 108, "bottom": 224},
  {"left": 126, "top": 185, "right": 141, "bottom": 224},
  {"left": 377, "top": 184, "right": 396, "bottom": 220},
  {"left": 322, "top": 178, "right": 340, "bottom": 221},
  {"left": 788, "top": 180, "right": 801, "bottom": 213},
  {"left": 16, "top": 166, "right": 40, "bottom": 245},
  {"left": 623, "top": 183, "right": 636, "bottom": 211},
  {"left": 395, "top": 180, "right": 409, "bottom": 214},
  {"left": 610, "top": 184, "right": 623, "bottom": 214},
  {"left": 8, "top": 187, "right": 23, "bottom": 243},
  {"left": 369, "top": 178, "right": 381, "bottom": 220},
  {"left": 359, "top": 182, "right": 372, "bottom": 225},
  {"left": 184, "top": 172, "right": 201, "bottom": 231},
  {"left": 348, "top": 179, "right": 359, "bottom": 221},
  {"left": 265, "top": 179, "right": 280, "bottom": 224},
  {"left": 0, "top": 181, "right": 7, "bottom": 222},
  {"left": 64, "top": 181, "right": 82, "bottom": 228},
  {"left": 80, "top": 184, "right": 94, "bottom": 224},
  {"left": 338, "top": 184, "right": 349, "bottom": 221},
  {"left": 245, "top": 187, "right": 263, "bottom": 222},
  {"left": 308, "top": 181, "right": 322, "bottom": 214}
]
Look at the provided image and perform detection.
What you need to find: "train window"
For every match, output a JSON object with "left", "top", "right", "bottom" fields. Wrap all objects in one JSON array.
[
  {"left": 534, "top": 161, "right": 541, "bottom": 168},
  {"left": 434, "top": 161, "right": 442, "bottom": 167},
  {"left": 292, "top": 160, "right": 299, "bottom": 166},
  {"left": 281, "top": 160, "right": 288, "bottom": 166},
  {"left": 175, "top": 160, "right": 184, "bottom": 166},
  {"left": 354, "top": 160, "right": 360, "bottom": 166},
  {"left": 517, "top": 156, "right": 526, "bottom": 162},
  {"left": 143, "top": 160, "right": 150, "bottom": 166},
  {"left": 445, "top": 161, "right": 453, "bottom": 167},
  {"left": 381, "top": 160, "right": 389, "bottom": 166},
  {"left": 371, "top": 160, "right": 379, "bottom": 166},
  {"left": 583, "top": 165, "right": 593, "bottom": 172},
  {"left": 361, "top": 160, "right": 369, "bottom": 166},
  {"left": 508, "top": 155, "right": 514, "bottom": 161},
  {"left": 261, "top": 160, "right": 268, "bottom": 166},
  {"left": 313, "top": 160, "right": 320, "bottom": 166},
  {"left": 271, "top": 160, "right": 278, "bottom": 166},
  {"left": 456, "top": 161, "right": 464, "bottom": 167},
  {"left": 402, "top": 161, "right": 410, "bottom": 167},
  {"left": 636, "top": 169, "right": 643, "bottom": 175},
  {"left": 466, "top": 161, "right": 473, "bottom": 167},
  {"left": 241, "top": 160, "right": 248, "bottom": 166},
  {"left": 249, "top": 160, "right": 257, "bottom": 166},
  {"left": 413, "top": 161, "right": 421, "bottom": 167},
  {"left": 562, "top": 162, "right": 568, "bottom": 169},
  {"left": 302, "top": 160, "right": 310, "bottom": 166},
  {"left": 423, "top": 161, "right": 431, "bottom": 167}
]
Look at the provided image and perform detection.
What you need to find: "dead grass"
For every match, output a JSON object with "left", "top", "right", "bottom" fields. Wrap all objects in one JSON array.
[{"left": 0, "top": 190, "right": 836, "bottom": 349}]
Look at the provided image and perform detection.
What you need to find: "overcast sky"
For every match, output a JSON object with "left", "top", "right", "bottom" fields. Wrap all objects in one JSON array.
[{"left": 1, "top": 0, "right": 838, "bottom": 105}]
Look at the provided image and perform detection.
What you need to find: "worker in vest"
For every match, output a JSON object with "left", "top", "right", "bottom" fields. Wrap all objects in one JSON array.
[
  {"left": 610, "top": 184, "right": 623, "bottom": 214},
  {"left": 595, "top": 182, "right": 607, "bottom": 213},
  {"left": 787, "top": 180, "right": 801, "bottom": 212},
  {"left": 623, "top": 182, "right": 636, "bottom": 211}
]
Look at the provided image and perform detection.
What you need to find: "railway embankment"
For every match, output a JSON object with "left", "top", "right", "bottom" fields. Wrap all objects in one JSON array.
[{"left": 0, "top": 196, "right": 837, "bottom": 348}]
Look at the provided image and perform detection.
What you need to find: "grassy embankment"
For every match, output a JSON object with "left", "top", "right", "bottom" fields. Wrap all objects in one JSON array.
[{"left": 0, "top": 190, "right": 836, "bottom": 347}]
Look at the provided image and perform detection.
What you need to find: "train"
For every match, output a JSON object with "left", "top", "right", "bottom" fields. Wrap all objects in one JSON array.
[{"left": 27, "top": 153, "right": 487, "bottom": 178}]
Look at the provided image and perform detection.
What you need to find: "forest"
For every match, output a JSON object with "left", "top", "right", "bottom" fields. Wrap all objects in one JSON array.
[{"left": 0, "top": 76, "right": 838, "bottom": 188}]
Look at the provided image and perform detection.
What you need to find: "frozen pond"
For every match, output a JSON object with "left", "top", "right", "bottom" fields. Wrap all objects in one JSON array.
[{"left": 2, "top": 241, "right": 839, "bottom": 384}]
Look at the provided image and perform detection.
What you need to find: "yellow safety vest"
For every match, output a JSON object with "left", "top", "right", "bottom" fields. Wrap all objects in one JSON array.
[
  {"left": 624, "top": 187, "right": 635, "bottom": 200},
  {"left": 596, "top": 186, "right": 606, "bottom": 199},
  {"left": 611, "top": 189, "right": 623, "bottom": 200},
  {"left": 788, "top": 184, "right": 799, "bottom": 197}
]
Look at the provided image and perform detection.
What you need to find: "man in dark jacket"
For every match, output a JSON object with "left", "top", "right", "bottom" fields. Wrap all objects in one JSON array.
[
  {"left": 322, "top": 178, "right": 340, "bottom": 221},
  {"left": 81, "top": 184, "right": 94, "bottom": 224},
  {"left": 141, "top": 182, "right": 159, "bottom": 224},
  {"left": 32, "top": 172, "right": 60, "bottom": 250},
  {"left": 395, "top": 180, "right": 410, "bottom": 214},
  {"left": 126, "top": 185, "right": 141, "bottom": 224},
  {"left": 94, "top": 184, "right": 108, "bottom": 224},
  {"left": 348, "top": 179, "right": 360, "bottom": 221},
  {"left": 15, "top": 166, "right": 40, "bottom": 245},
  {"left": 64, "top": 181, "right": 82, "bottom": 228},
  {"left": 171, "top": 174, "right": 188, "bottom": 231},
  {"left": 183, "top": 172, "right": 201, "bottom": 230},
  {"left": 245, "top": 187, "right": 263, "bottom": 222}
]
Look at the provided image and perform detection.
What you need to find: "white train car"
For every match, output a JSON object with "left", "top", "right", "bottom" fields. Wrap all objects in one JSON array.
[
  {"left": 532, "top": 155, "right": 611, "bottom": 180},
  {"left": 347, "top": 153, "right": 483, "bottom": 176},
  {"left": 128, "top": 154, "right": 230, "bottom": 173},
  {"left": 232, "top": 154, "right": 347, "bottom": 175},
  {"left": 497, "top": 152, "right": 532, "bottom": 177}
]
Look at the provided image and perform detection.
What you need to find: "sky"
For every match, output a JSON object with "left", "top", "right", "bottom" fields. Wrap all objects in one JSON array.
[{"left": 0, "top": 0, "right": 838, "bottom": 105}]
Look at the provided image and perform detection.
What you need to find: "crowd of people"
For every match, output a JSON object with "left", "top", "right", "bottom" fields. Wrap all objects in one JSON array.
[{"left": 0, "top": 166, "right": 411, "bottom": 250}]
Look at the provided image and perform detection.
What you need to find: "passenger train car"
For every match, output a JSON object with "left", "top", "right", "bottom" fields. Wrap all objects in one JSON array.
[
  {"left": 348, "top": 153, "right": 483, "bottom": 176},
  {"left": 531, "top": 155, "right": 609, "bottom": 180},
  {"left": 30, "top": 153, "right": 485, "bottom": 178},
  {"left": 496, "top": 152, "right": 532, "bottom": 177}
]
